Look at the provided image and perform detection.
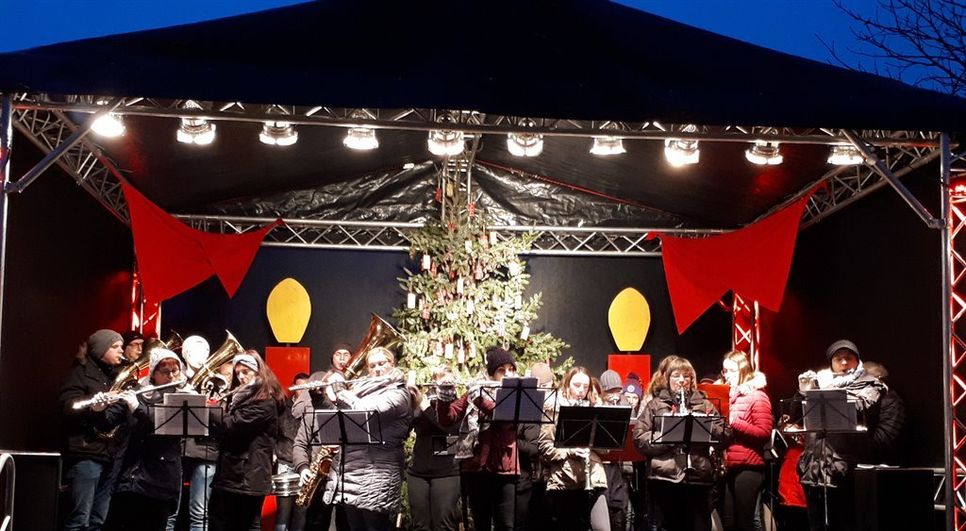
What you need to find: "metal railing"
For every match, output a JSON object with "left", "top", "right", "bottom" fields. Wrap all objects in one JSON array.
[{"left": 0, "top": 453, "right": 14, "bottom": 531}]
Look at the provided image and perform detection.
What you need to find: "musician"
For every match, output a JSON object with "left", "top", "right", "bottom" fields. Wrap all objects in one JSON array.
[
  {"left": 121, "top": 331, "right": 144, "bottom": 363},
  {"left": 408, "top": 366, "right": 461, "bottom": 531},
  {"left": 273, "top": 374, "right": 309, "bottom": 531},
  {"left": 329, "top": 344, "right": 352, "bottom": 377},
  {"left": 435, "top": 347, "right": 521, "bottom": 531},
  {"left": 599, "top": 370, "right": 630, "bottom": 531},
  {"left": 719, "top": 351, "right": 772, "bottom": 531},
  {"left": 321, "top": 347, "right": 412, "bottom": 531},
  {"left": 525, "top": 362, "right": 555, "bottom": 531},
  {"left": 292, "top": 371, "right": 349, "bottom": 531},
  {"left": 635, "top": 356, "right": 724, "bottom": 531},
  {"left": 795, "top": 340, "right": 886, "bottom": 531},
  {"left": 104, "top": 349, "right": 186, "bottom": 531},
  {"left": 537, "top": 366, "right": 610, "bottom": 531},
  {"left": 59, "top": 329, "right": 136, "bottom": 531},
  {"left": 208, "top": 351, "right": 284, "bottom": 531}
]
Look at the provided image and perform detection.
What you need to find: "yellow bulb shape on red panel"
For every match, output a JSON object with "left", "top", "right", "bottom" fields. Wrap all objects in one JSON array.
[
  {"left": 266, "top": 278, "right": 312, "bottom": 344},
  {"left": 608, "top": 287, "right": 651, "bottom": 352}
]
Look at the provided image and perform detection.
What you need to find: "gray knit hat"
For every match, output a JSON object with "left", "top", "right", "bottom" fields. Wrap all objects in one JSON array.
[
  {"left": 599, "top": 370, "right": 622, "bottom": 391},
  {"left": 87, "top": 329, "right": 123, "bottom": 359}
]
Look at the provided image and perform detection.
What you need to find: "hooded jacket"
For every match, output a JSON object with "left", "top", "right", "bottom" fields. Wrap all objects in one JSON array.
[
  {"left": 634, "top": 388, "right": 726, "bottom": 485},
  {"left": 725, "top": 372, "right": 773, "bottom": 469},
  {"left": 322, "top": 369, "right": 413, "bottom": 514},
  {"left": 537, "top": 396, "right": 609, "bottom": 491}
]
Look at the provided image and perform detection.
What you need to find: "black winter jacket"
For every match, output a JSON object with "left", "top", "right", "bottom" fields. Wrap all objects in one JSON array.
[
  {"left": 58, "top": 355, "right": 130, "bottom": 463},
  {"left": 211, "top": 382, "right": 279, "bottom": 496},
  {"left": 113, "top": 392, "right": 183, "bottom": 503}
]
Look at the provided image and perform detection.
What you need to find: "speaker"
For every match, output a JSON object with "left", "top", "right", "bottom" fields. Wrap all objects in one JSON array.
[
  {"left": 854, "top": 466, "right": 933, "bottom": 531},
  {"left": 2, "top": 451, "right": 61, "bottom": 531}
]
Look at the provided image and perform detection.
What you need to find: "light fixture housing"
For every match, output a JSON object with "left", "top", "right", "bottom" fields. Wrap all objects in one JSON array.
[
  {"left": 344, "top": 126, "right": 379, "bottom": 150},
  {"left": 427, "top": 129, "right": 465, "bottom": 156},
  {"left": 664, "top": 138, "right": 699, "bottom": 167},
  {"left": 91, "top": 113, "right": 125, "bottom": 138},
  {"left": 507, "top": 132, "right": 544, "bottom": 157},
  {"left": 259, "top": 121, "right": 298, "bottom": 146},
  {"left": 590, "top": 136, "right": 626, "bottom": 156},
  {"left": 745, "top": 140, "right": 783, "bottom": 165},
  {"left": 177, "top": 117, "right": 216, "bottom": 145},
  {"left": 827, "top": 145, "right": 864, "bottom": 165}
]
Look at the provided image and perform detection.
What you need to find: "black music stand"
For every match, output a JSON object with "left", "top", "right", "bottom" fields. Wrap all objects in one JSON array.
[
  {"left": 489, "top": 377, "right": 554, "bottom": 425},
  {"left": 153, "top": 393, "right": 221, "bottom": 531},
  {"left": 652, "top": 412, "right": 724, "bottom": 488},
  {"left": 307, "top": 408, "right": 383, "bottom": 505}
]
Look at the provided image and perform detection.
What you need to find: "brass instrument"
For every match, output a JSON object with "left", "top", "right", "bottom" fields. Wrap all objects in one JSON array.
[
  {"left": 343, "top": 313, "right": 400, "bottom": 380},
  {"left": 189, "top": 330, "right": 244, "bottom": 398},
  {"left": 295, "top": 446, "right": 335, "bottom": 508},
  {"left": 110, "top": 330, "right": 183, "bottom": 394},
  {"left": 73, "top": 379, "right": 187, "bottom": 410}
]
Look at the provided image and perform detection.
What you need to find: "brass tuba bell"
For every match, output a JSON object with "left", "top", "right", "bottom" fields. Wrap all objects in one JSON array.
[
  {"left": 344, "top": 313, "right": 401, "bottom": 380},
  {"left": 189, "top": 330, "right": 245, "bottom": 397},
  {"left": 110, "top": 330, "right": 183, "bottom": 393}
]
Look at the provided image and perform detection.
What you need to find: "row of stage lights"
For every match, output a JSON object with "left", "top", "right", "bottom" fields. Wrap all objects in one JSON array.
[{"left": 89, "top": 107, "right": 867, "bottom": 167}]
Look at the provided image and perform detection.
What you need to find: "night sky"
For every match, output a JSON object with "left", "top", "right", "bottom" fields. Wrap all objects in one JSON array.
[{"left": 2, "top": 0, "right": 878, "bottom": 66}]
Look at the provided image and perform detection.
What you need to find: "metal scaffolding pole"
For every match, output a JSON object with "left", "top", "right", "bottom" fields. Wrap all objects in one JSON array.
[
  {"left": 0, "top": 96, "right": 12, "bottom": 392},
  {"left": 941, "top": 132, "right": 955, "bottom": 531}
]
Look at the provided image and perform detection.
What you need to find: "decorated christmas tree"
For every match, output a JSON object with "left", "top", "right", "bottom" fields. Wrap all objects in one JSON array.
[{"left": 394, "top": 163, "right": 569, "bottom": 382}]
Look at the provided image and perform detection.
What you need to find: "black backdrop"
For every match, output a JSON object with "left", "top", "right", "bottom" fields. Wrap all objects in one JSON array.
[{"left": 163, "top": 248, "right": 732, "bottom": 383}]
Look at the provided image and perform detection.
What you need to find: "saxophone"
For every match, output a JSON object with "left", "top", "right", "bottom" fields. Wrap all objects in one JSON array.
[{"left": 295, "top": 446, "right": 335, "bottom": 508}]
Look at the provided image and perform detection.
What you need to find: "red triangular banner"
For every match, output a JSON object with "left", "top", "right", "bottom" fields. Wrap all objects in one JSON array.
[
  {"left": 660, "top": 194, "right": 812, "bottom": 333},
  {"left": 122, "top": 182, "right": 279, "bottom": 301}
]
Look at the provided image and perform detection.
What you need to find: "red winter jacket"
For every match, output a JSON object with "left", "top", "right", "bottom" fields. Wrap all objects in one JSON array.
[
  {"left": 725, "top": 372, "right": 773, "bottom": 469},
  {"left": 436, "top": 392, "right": 519, "bottom": 475}
]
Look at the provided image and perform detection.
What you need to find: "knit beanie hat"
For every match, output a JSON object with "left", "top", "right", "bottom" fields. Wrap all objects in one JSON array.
[
  {"left": 122, "top": 331, "right": 144, "bottom": 348},
  {"left": 623, "top": 378, "right": 643, "bottom": 398},
  {"left": 600, "top": 370, "right": 622, "bottom": 391},
  {"left": 148, "top": 348, "right": 183, "bottom": 378},
  {"left": 233, "top": 353, "right": 260, "bottom": 372},
  {"left": 825, "top": 339, "right": 860, "bottom": 361},
  {"left": 87, "top": 329, "right": 123, "bottom": 359},
  {"left": 486, "top": 347, "right": 516, "bottom": 377},
  {"left": 529, "top": 362, "right": 554, "bottom": 387}
]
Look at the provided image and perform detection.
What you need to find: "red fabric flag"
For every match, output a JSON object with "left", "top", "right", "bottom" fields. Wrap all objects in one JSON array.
[
  {"left": 122, "top": 182, "right": 279, "bottom": 301},
  {"left": 660, "top": 195, "right": 811, "bottom": 333}
]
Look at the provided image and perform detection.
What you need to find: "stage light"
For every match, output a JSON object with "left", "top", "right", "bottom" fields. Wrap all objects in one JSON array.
[
  {"left": 176, "top": 100, "right": 215, "bottom": 145},
  {"left": 428, "top": 129, "right": 465, "bottom": 156},
  {"left": 827, "top": 145, "right": 864, "bottom": 165},
  {"left": 664, "top": 138, "right": 699, "bottom": 167},
  {"left": 590, "top": 136, "right": 626, "bottom": 156},
  {"left": 343, "top": 111, "right": 379, "bottom": 150},
  {"left": 745, "top": 141, "right": 783, "bottom": 165},
  {"left": 507, "top": 119, "right": 544, "bottom": 157},
  {"left": 91, "top": 113, "right": 125, "bottom": 138},
  {"left": 259, "top": 121, "right": 298, "bottom": 146}
]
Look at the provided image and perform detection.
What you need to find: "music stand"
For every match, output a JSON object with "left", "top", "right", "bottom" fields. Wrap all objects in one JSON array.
[
  {"left": 489, "top": 377, "right": 554, "bottom": 425},
  {"left": 306, "top": 408, "right": 383, "bottom": 505},
  {"left": 651, "top": 412, "right": 724, "bottom": 488}
]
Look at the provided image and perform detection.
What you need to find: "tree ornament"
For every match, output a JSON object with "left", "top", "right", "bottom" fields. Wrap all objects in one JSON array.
[
  {"left": 421, "top": 254, "right": 431, "bottom": 271},
  {"left": 466, "top": 300, "right": 475, "bottom": 315},
  {"left": 464, "top": 240, "right": 472, "bottom": 253},
  {"left": 421, "top": 306, "right": 431, "bottom": 320},
  {"left": 468, "top": 202, "right": 477, "bottom": 216},
  {"left": 520, "top": 324, "right": 531, "bottom": 340},
  {"left": 456, "top": 277, "right": 464, "bottom": 294},
  {"left": 514, "top": 294, "right": 523, "bottom": 309},
  {"left": 508, "top": 261, "right": 522, "bottom": 276},
  {"left": 434, "top": 187, "right": 443, "bottom": 202},
  {"left": 407, "top": 292, "right": 417, "bottom": 309},
  {"left": 444, "top": 342, "right": 454, "bottom": 359}
]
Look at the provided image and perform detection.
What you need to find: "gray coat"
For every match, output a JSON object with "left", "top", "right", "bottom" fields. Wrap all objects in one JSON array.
[{"left": 321, "top": 369, "right": 413, "bottom": 514}]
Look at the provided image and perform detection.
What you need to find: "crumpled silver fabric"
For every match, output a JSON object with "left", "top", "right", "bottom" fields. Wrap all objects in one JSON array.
[{"left": 212, "top": 161, "right": 685, "bottom": 227}]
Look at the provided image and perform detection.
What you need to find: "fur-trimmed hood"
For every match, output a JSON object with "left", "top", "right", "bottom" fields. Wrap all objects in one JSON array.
[{"left": 732, "top": 371, "right": 767, "bottom": 396}]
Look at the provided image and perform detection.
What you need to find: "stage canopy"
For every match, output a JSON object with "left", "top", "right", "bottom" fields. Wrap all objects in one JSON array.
[{"left": 0, "top": 0, "right": 963, "bottom": 232}]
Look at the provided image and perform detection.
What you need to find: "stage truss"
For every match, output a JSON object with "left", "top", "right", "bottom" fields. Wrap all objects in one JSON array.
[{"left": 945, "top": 141, "right": 966, "bottom": 530}]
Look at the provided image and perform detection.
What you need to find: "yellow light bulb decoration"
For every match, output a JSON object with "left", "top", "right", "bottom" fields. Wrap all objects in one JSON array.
[
  {"left": 266, "top": 278, "right": 312, "bottom": 344},
  {"left": 608, "top": 287, "right": 651, "bottom": 352}
]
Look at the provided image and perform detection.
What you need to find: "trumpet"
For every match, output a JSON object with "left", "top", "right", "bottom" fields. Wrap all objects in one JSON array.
[{"left": 73, "top": 379, "right": 187, "bottom": 410}]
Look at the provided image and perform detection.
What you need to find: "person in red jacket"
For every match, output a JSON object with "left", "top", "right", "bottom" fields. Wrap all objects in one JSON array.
[{"left": 721, "top": 350, "right": 773, "bottom": 531}]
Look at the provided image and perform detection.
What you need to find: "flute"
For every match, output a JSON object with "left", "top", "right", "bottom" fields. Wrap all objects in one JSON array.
[
  {"left": 288, "top": 373, "right": 395, "bottom": 392},
  {"left": 72, "top": 379, "right": 187, "bottom": 410}
]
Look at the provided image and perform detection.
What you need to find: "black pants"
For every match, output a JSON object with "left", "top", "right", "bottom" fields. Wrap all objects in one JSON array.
[
  {"left": 649, "top": 480, "right": 712, "bottom": 531},
  {"left": 301, "top": 490, "right": 347, "bottom": 531},
  {"left": 723, "top": 468, "right": 764, "bottom": 531},
  {"left": 407, "top": 474, "right": 461, "bottom": 531},
  {"left": 274, "top": 496, "right": 305, "bottom": 531},
  {"left": 104, "top": 491, "right": 174, "bottom": 531},
  {"left": 804, "top": 479, "right": 856, "bottom": 531},
  {"left": 207, "top": 489, "right": 263, "bottom": 531},
  {"left": 463, "top": 472, "right": 517, "bottom": 531},
  {"left": 526, "top": 480, "right": 551, "bottom": 531}
]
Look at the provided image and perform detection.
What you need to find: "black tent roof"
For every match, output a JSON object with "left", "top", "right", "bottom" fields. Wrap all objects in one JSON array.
[{"left": 1, "top": 0, "right": 963, "bottom": 227}]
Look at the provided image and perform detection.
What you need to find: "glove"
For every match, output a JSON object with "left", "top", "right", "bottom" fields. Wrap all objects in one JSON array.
[
  {"left": 797, "top": 370, "right": 818, "bottom": 392},
  {"left": 119, "top": 390, "right": 139, "bottom": 412},
  {"left": 299, "top": 468, "right": 312, "bottom": 486},
  {"left": 436, "top": 383, "right": 457, "bottom": 402}
]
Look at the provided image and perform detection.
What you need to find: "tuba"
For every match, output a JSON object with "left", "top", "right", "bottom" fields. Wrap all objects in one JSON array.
[
  {"left": 189, "top": 330, "right": 245, "bottom": 398},
  {"left": 110, "top": 330, "right": 183, "bottom": 393},
  {"left": 344, "top": 313, "right": 401, "bottom": 380}
]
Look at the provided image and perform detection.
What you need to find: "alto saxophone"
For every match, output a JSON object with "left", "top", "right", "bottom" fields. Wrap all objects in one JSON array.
[{"left": 295, "top": 446, "right": 334, "bottom": 508}]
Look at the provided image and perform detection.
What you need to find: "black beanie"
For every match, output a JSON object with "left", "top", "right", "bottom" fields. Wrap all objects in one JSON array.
[
  {"left": 88, "top": 329, "right": 123, "bottom": 359},
  {"left": 122, "top": 331, "right": 144, "bottom": 347},
  {"left": 486, "top": 347, "right": 516, "bottom": 377},
  {"left": 825, "top": 339, "right": 860, "bottom": 361}
]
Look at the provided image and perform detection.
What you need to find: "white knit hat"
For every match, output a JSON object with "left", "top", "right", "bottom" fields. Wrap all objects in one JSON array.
[
  {"left": 232, "top": 353, "right": 260, "bottom": 372},
  {"left": 149, "top": 348, "right": 183, "bottom": 378}
]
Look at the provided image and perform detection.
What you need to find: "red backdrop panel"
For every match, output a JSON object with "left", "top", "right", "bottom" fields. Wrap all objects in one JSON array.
[
  {"left": 265, "top": 346, "right": 311, "bottom": 395},
  {"left": 697, "top": 382, "right": 730, "bottom": 419},
  {"left": 607, "top": 354, "right": 651, "bottom": 388}
]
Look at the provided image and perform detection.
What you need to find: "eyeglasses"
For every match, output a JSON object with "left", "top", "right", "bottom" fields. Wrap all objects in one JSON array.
[{"left": 157, "top": 368, "right": 181, "bottom": 377}]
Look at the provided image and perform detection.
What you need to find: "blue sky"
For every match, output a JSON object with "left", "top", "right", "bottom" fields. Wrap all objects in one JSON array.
[{"left": 0, "top": 0, "right": 876, "bottom": 65}]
